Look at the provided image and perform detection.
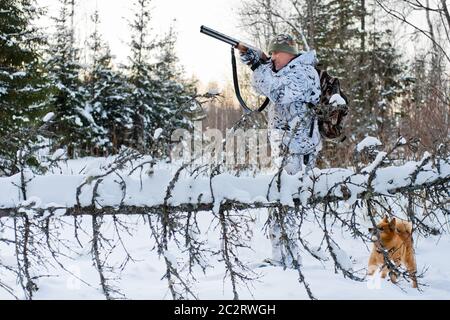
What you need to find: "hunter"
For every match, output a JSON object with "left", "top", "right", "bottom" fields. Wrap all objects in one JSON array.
[
  {"left": 239, "top": 34, "right": 322, "bottom": 268},
  {"left": 239, "top": 34, "right": 322, "bottom": 175}
]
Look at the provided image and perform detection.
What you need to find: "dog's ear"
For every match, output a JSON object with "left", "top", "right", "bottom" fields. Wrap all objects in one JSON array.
[
  {"left": 383, "top": 215, "right": 389, "bottom": 222},
  {"left": 389, "top": 218, "right": 396, "bottom": 230}
]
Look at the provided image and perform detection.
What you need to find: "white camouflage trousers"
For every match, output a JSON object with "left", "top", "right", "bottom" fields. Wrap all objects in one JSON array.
[
  {"left": 267, "top": 207, "right": 302, "bottom": 268},
  {"left": 266, "top": 130, "right": 320, "bottom": 267},
  {"left": 269, "top": 127, "right": 320, "bottom": 175}
]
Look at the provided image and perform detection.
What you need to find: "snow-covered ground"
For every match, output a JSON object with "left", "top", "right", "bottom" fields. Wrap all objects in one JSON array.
[
  {"left": 0, "top": 156, "right": 449, "bottom": 300},
  {"left": 1, "top": 208, "right": 450, "bottom": 300}
]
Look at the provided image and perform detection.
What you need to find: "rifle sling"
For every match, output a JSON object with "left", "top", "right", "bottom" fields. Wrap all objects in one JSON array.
[{"left": 231, "top": 47, "right": 270, "bottom": 114}]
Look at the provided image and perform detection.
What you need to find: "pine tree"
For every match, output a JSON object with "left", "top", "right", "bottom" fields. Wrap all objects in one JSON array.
[
  {"left": 237, "top": 0, "right": 410, "bottom": 167},
  {"left": 85, "top": 10, "right": 133, "bottom": 155},
  {"left": 45, "top": 0, "right": 92, "bottom": 158},
  {"left": 348, "top": 2, "right": 406, "bottom": 143},
  {"left": 0, "top": 0, "right": 49, "bottom": 174},
  {"left": 303, "top": 0, "right": 329, "bottom": 51},
  {"left": 126, "top": 0, "right": 158, "bottom": 152},
  {"left": 127, "top": 0, "right": 195, "bottom": 153},
  {"left": 150, "top": 27, "right": 196, "bottom": 146},
  {"left": 322, "top": 0, "right": 360, "bottom": 74}
]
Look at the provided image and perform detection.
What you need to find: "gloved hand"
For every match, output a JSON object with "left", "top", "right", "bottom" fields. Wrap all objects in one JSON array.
[{"left": 239, "top": 47, "right": 263, "bottom": 70}]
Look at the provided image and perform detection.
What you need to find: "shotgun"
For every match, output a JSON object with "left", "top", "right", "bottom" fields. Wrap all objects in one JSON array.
[
  {"left": 200, "top": 25, "right": 271, "bottom": 114},
  {"left": 200, "top": 25, "right": 269, "bottom": 62}
]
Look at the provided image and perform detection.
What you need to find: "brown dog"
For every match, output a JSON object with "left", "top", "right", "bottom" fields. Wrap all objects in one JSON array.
[{"left": 367, "top": 216, "right": 418, "bottom": 288}]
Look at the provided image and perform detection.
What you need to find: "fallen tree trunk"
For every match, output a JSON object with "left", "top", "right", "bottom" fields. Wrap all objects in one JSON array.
[
  {"left": 1, "top": 169, "right": 448, "bottom": 218},
  {"left": 0, "top": 148, "right": 448, "bottom": 301}
]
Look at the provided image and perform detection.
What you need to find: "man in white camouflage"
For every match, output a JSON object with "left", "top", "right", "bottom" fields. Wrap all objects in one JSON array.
[
  {"left": 240, "top": 34, "right": 322, "bottom": 175},
  {"left": 239, "top": 34, "right": 322, "bottom": 268}
]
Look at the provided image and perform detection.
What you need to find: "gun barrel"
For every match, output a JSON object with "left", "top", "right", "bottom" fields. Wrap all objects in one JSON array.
[{"left": 200, "top": 25, "right": 239, "bottom": 47}]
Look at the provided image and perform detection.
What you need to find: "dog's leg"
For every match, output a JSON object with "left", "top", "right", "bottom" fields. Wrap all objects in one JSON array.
[
  {"left": 368, "top": 249, "right": 381, "bottom": 276},
  {"left": 403, "top": 246, "right": 418, "bottom": 288},
  {"left": 389, "top": 270, "right": 398, "bottom": 284},
  {"left": 405, "top": 259, "right": 418, "bottom": 288},
  {"left": 367, "top": 264, "right": 379, "bottom": 276},
  {"left": 380, "top": 266, "right": 389, "bottom": 278},
  {"left": 409, "top": 270, "right": 418, "bottom": 288}
]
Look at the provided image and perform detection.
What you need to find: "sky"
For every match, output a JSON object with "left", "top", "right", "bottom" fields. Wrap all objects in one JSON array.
[
  {"left": 37, "top": 0, "right": 251, "bottom": 87},
  {"left": 36, "top": 0, "right": 442, "bottom": 88}
]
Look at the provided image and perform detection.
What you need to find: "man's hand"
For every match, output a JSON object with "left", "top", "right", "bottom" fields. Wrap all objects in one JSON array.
[{"left": 239, "top": 47, "right": 263, "bottom": 70}]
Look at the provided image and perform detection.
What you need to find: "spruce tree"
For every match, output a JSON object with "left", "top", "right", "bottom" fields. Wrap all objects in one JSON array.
[
  {"left": 0, "top": 0, "right": 49, "bottom": 174},
  {"left": 151, "top": 27, "right": 196, "bottom": 145},
  {"left": 127, "top": 0, "right": 195, "bottom": 153},
  {"left": 85, "top": 10, "right": 133, "bottom": 155},
  {"left": 45, "top": 0, "right": 91, "bottom": 158},
  {"left": 126, "top": 0, "right": 158, "bottom": 152},
  {"left": 347, "top": 2, "right": 406, "bottom": 143},
  {"left": 237, "top": 0, "right": 410, "bottom": 166}
]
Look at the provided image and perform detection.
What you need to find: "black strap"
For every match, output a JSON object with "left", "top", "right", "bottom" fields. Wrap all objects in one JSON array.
[
  {"left": 257, "top": 97, "right": 270, "bottom": 112},
  {"left": 304, "top": 117, "right": 315, "bottom": 166},
  {"left": 303, "top": 154, "right": 310, "bottom": 166},
  {"left": 309, "top": 116, "right": 315, "bottom": 138},
  {"left": 231, "top": 47, "right": 270, "bottom": 114}
]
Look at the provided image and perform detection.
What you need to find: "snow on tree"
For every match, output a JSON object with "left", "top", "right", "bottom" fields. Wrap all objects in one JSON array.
[
  {"left": 84, "top": 10, "right": 133, "bottom": 155},
  {"left": 126, "top": 0, "right": 196, "bottom": 153},
  {"left": 44, "top": 0, "right": 93, "bottom": 158},
  {"left": 125, "top": 0, "right": 160, "bottom": 152},
  {"left": 150, "top": 26, "right": 196, "bottom": 154},
  {"left": 0, "top": 135, "right": 448, "bottom": 299},
  {"left": 0, "top": 0, "right": 49, "bottom": 175}
]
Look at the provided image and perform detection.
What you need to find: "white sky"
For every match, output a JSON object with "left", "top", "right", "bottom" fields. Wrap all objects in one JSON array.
[
  {"left": 37, "top": 0, "right": 251, "bottom": 87},
  {"left": 36, "top": 0, "right": 444, "bottom": 88}
]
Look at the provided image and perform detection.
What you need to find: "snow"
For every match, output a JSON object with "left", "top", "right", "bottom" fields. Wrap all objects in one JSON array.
[
  {"left": 74, "top": 117, "right": 83, "bottom": 126},
  {"left": 0, "top": 154, "right": 447, "bottom": 212},
  {"left": 20, "top": 196, "right": 42, "bottom": 208},
  {"left": 399, "top": 137, "right": 407, "bottom": 145},
  {"left": 207, "top": 88, "right": 220, "bottom": 95},
  {"left": 12, "top": 71, "right": 26, "bottom": 77},
  {"left": 43, "top": 112, "right": 55, "bottom": 122},
  {"left": 1, "top": 208, "right": 449, "bottom": 299},
  {"left": 329, "top": 242, "right": 353, "bottom": 272},
  {"left": 362, "top": 152, "right": 387, "bottom": 173},
  {"left": 163, "top": 250, "right": 178, "bottom": 266},
  {"left": 0, "top": 155, "right": 448, "bottom": 299},
  {"left": 76, "top": 106, "right": 96, "bottom": 126},
  {"left": 356, "top": 136, "right": 382, "bottom": 152},
  {"left": 51, "top": 148, "right": 66, "bottom": 160},
  {"left": 0, "top": 174, "right": 21, "bottom": 209},
  {"left": 329, "top": 93, "right": 346, "bottom": 106},
  {"left": 153, "top": 128, "right": 163, "bottom": 140}
]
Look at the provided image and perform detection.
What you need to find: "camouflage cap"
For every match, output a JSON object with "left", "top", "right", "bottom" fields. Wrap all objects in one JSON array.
[{"left": 268, "top": 34, "right": 298, "bottom": 55}]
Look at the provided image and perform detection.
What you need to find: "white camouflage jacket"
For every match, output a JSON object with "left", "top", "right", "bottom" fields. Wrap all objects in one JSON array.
[{"left": 251, "top": 50, "right": 322, "bottom": 156}]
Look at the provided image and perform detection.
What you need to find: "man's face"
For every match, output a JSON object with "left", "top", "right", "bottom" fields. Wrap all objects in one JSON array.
[{"left": 271, "top": 51, "right": 296, "bottom": 71}]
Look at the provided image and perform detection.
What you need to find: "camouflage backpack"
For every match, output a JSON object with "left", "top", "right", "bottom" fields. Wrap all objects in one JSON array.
[{"left": 314, "top": 67, "right": 349, "bottom": 142}]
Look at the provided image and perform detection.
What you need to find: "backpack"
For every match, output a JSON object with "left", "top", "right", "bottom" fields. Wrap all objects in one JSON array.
[{"left": 314, "top": 67, "right": 349, "bottom": 142}]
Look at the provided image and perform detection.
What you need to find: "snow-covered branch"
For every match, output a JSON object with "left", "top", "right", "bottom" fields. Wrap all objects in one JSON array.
[
  {"left": 0, "top": 143, "right": 448, "bottom": 300},
  {"left": 0, "top": 155, "right": 448, "bottom": 218}
]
